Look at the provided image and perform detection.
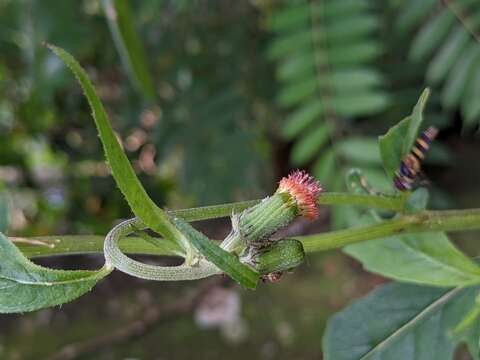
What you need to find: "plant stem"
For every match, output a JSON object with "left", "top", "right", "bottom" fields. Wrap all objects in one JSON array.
[
  {"left": 11, "top": 235, "right": 172, "bottom": 258},
  {"left": 299, "top": 208, "right": 480, "bottom": 253},
  {"left": 15, "top": 208, "right": 480, "bottom": 258},
  {"left": 170, "top": 200, "right": 260, "bottom": 221}
]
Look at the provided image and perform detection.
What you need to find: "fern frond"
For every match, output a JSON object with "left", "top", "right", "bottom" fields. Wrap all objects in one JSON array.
[
  {"left": 267, "top": 0, "right": 388, "bottom": 190},
  {"left": 398, "top": 0, "right": 480, "bottom": 127}
]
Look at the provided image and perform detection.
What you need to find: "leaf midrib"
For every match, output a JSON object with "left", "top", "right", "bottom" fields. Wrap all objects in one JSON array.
[{"left": 359, "top": 287, "right": 462, "bottom": 360}]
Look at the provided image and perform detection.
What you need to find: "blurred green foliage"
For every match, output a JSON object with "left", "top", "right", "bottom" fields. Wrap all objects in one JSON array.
[{"left": 0, "top": 1, "right": 480, "bottom": 359}]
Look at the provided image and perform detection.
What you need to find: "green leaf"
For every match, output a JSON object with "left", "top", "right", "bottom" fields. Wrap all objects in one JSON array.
[
  {"left": 462, "top": 65, "right": 480, "bottom": 126},
  {"left": 0, "top": 233, "right": 110, "bottom": 313},
  {"left": 336, "top": 137, "right": 382, "bottom": 165},
  {"left": 102, "top": 0, "right": 156, "bottom": 100},
  {"left": 379, "top": 88, "right": 430, "bottom": 180},
  {"left": 345, "top": 229, "right": 480, "bottom": 287},
  {"left": 290, "top": 122, "right": 332, "bottom": 165},
  {"left": 323, "top": 282, "right": 479, "bottom": 360},
  {"left": 378, "top": 116, "right": 409, "bottom": 180},
  {"left": 426, "top": 26, "right": 470, "bottom": 84},
  {"left": 283, "top": 101, "right": 323, "bottom": 139},
  {"left": 395, "top": 0, "right": 437, "bottom": 32},
  {"left": 313, "top": 149, "right": 336, "bottom": 187},
  {"left": 47, "top": 44, "right": 191, "bottom": 255},
  {"left": 333, "top": 92, "right": 389, "bottom": 116},
  {"left": 170, "top": 216, "right": 259, "bottom": 289},
  {"left": 442, "top": 43, "right": 480, "bottom": 109},
  {"left": 409, "top": 10, "right": 455, "bottom": 61}
]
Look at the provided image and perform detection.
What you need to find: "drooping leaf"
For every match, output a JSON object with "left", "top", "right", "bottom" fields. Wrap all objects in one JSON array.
[
  {"left": 323, "top": 282, "right": 479, "bottom": 360},
  {"left": 379, "top": 88, "right": 430, "bottom": 180},
  {"left": 102, "top": 0, "right": 156, "bottom": 100},
  {"left": 47, "top": 45, "right": 190, "bottom": 253},
  {"left": 345, "top": 229, "right": 480, "bottom": 287},
  {"left": 0, "top": 233, "right": 110, "bottom": 313},
  {"left": 170, "top": 216, "right": 259, "bottom": 289}
]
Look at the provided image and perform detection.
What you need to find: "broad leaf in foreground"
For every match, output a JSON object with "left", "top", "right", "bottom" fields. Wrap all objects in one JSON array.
[
  {"left": 0, "top": 233, "right": 110, "bottom": 313},
  {"left": 323, "top": 282, "right": 479, "bottom": 360}
]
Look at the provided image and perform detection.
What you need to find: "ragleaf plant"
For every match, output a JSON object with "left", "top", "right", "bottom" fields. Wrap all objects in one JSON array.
[{"left": 3, "top": 45, "right": 480, "bottom": 359}]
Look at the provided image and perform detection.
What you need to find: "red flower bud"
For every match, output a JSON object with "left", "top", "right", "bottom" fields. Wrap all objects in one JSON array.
[{"left": 277, "top": 170, "right": 323, "bottom": 220}]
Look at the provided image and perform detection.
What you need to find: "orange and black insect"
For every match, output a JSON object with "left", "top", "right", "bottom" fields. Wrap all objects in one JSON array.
[{"left": 393, "top": 126, "right": 438, "bottom": 191}]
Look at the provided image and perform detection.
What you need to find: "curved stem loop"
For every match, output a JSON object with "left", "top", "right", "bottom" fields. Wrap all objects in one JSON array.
[{"left": 103, "top": 218, "right": 221, "bottom": 281}]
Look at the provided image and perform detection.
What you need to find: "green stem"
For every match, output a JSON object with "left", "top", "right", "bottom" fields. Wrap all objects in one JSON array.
[
  {"left": 11, "top": 235, "right": 173, "bottom": 258},
  {"left": 170, "top": 200, "right": 260, "bottom": 222},
  {"left": 299, "top": 209, "right": 480, "bottom": 253},
  {"left": 16, "top": 208, "right": 480, "bottom": 258}
]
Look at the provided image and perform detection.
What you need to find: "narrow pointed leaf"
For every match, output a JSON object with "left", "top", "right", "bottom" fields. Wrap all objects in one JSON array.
[
  {"left": 170, "top": 216, "right": 259, "bottom": 289},
  {"left": 102, "top": 0, "right": 156, "bottom": 100},
  {"left": 47, "top": 45, "right": 186, "bottom": 248}
]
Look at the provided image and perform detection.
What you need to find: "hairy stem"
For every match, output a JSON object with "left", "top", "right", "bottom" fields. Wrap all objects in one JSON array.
[
  {"left": 15, "top": 208, "right": 480, "bottom": 259},
  {"left": 300, "top": 209, "right": 480, "bottom": 253}
]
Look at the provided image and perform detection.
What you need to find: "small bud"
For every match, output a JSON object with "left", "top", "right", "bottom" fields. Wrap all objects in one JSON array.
[{"left": 253, "top": 239, "right": 305, "bottom": 275}]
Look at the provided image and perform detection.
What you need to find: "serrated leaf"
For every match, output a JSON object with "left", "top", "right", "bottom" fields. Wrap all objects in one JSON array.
[
  {"left": 0, "top": 233, "right": 110, "bottom": 313},
  {"left": 323, "top": 282, "right": 479, "bottom": 360},
  {"left": 170, "top": 216, "right": 259, "bottom": 289},
  {"left": 48, "top": 45, "right": 189, "bottom": 252},
  {"left": 379, "top": 88, "right": 430, "bottom": 180}
]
